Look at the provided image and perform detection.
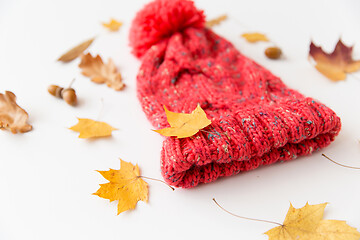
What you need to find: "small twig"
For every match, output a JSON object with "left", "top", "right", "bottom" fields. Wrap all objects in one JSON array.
[
  {"left": 138, "top": 176, "right": 175, "bottom": 191},
  {"left": 213, "top": 198, "right": 282, "bottom": 226},
  {"left": 322, "top": 154, "right": 360, "bottom": 170}
]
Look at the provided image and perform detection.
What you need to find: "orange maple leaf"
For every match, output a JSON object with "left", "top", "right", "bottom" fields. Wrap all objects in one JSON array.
[
  {"left": 241, "top": 32, "right": 269, "bottom": 43},
  {"left": 309, "top": 39, "right": 360, "bottom": 81},
  {"left": 154, "top": 104, "right": 211, "bottom": 138},
  {"left": 94, "top": 159, "right": 148, "bottom": 215}
]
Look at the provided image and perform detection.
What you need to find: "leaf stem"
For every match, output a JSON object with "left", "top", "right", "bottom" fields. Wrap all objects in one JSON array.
[
  {"left": 322, "top": 154, "right": 360, "bottom": 169},
  {"left": 212, "top": 198, "right": 282, "bottom": 226},
  {"left": 138, "top": 175, "right": 175, "bottom": 191}
]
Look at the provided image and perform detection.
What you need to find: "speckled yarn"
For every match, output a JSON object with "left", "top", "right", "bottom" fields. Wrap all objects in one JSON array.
[{"left": 129, "top": 0, "right": 341, "bottom": 188}]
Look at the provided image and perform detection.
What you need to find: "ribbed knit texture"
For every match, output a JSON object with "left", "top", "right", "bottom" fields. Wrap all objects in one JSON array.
[{"left": 130, "top": 0, "right": 341, "bottom": 188}]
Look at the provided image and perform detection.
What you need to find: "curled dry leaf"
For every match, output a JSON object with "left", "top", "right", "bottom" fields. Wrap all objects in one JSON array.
[
  {"left": 79, "top": 53, "right": 125, "bottom": 91},
  {"left": 309, "top": 39, "right": 360, "bottom": 81},
  {"left": 265, "top": 202, "right": 360, "bottom": 240},
  {"left": 205, "top": 14, "right": 228, "bottom": 28},
  {"left": 57, "top": 38, "right": 95, "bottom": 62},
  {"left": 69, "top": 118, "right": 117, "bottom": 138},
  {"left": 154, "top": 104, "right": 211, "bottom": 138},
  {"left": 94, "top": 159, "right": 148, "bottom": 215},
  {"left": 241, "top": 32, "right": 269, "bottom": 43},
  {"left": 0, "top": 91, "right": 32, "bottom": 134},
  {"left": 102, "top": 18, "right": 123, "bottom": 31}
]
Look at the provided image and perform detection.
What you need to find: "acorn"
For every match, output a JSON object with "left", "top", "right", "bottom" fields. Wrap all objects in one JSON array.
[
  {"left": 265, "top": 46, "right": 282, "bottom": 59},
  {"left": 61, "top": 88, "right": 77, "bottom": 106},
  {"left": 48, "top": 81, "right": 77, "bottom": 106},
  {"left": 48, "top": 85, "right": 63, "bottom": 98}
]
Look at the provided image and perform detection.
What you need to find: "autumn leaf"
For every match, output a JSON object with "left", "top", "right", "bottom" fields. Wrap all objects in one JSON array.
[
  {"left": 57, "top": 38, "right": 95, "bottom": 62},
  {"left": 265, "top": 202, "right": 360, "bottom": 240},
  {"left": 309, "top": 39, "right": 360, "bottom": 81},
  {"left": 69, "top": 118, "right": 117, "bottom": 138},
  {"left": 94, "top": 159, "right": 148, "bottom": 215},
  {"left": 0, "top": 91, "right": 32, "bottom": 134},
  {"left": 102, "top": 18, "right": 123, "bottom": 31},
  {"left": 315, "top": 220, "right": 360, "bottom": 239},
  {"left": 154, "top": 104, "right": 211, "bottom": 138},
  {"left": 79, "top": 53, "right": 125, "bottom": 91},
  {"left": 205, "top": 14, "right": 228, "bottom": 28},
  {"left": 241, "top": 32, "right": 269, "bottom": 43}
]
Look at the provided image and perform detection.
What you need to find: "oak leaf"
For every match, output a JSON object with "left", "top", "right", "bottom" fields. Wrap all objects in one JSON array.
[
  {"left": 57, "top": 38, "right": 95, "bottom": 62},
  {"left": 309, "top": 39, "right": 360, "bottom": 81},
  {"left": 241, "top": 32, "right": 269, "bottom": 43},
  {"left": 79, "top": 53, "right": 125, "bottom": 91},
  {"left": 205, "top": 14, "right": 228, "bottom": 28},
  {"left": 0, "top": 91, "right": 32, "bottom": 134},
  {"left": 69, "top": 118, "right": 117, "bottom": 138},
  {"left": 93, "top": 159, "right": 148, "bottom": 215},
  {"left": 154, "top": 104, "right": 211, "bottom": 138},
  {"left": 102, "top": 19, "right": 123, "bottom": 31},
  {"left": 265, "top": 202, "right": 360, "bottom": 240}
]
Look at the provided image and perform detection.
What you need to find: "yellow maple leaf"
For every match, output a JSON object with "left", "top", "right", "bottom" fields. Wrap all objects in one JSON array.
[
  {"left": 102, "top": 18, "right": 123, "bottom": 32},
  {"left": 79, "top": 53, "right": 125, "bottom": 91},
  {"left": 241, "top": 32, "right": 269, "bottom": 43},
  {"left": 265, "top": 202, "right": 360, "bottom": 240},
  {"left": 205, "top": 14, "right": 228, "bottom": 28},
  {"left": 154, "top": 104, "right": 211, "bottom": 138},
  {"left": 309, "top": 39, "right": 360, "bottom": 81},
  {"left": 315, "top": 220, "right": 360, "bottom": 239},
  {"left": 93, "top": 159, "right": 148, "bottom": 215},
  {"left": 69, "top": 118, "right": 117, "bottom": 139}
]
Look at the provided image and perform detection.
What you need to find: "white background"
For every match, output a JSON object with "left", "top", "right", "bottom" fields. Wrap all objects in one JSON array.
[{"left": 0, "top": 0, "right": 360, "bottom": 239}]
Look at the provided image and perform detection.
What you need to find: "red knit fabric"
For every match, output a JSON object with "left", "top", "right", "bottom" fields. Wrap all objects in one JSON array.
[{"left": 130, "top": 0, "right": 341, "bottom": 188}]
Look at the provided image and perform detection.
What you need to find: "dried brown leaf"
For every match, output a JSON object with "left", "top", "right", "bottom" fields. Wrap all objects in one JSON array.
[
  {"left": 78, "top": 53, "right": 125, "bottom": 91},
  {"left": 57, "top": 38, "right": 95, "bottom": 62},
  {"left": 0, "top": 91, "right": 32, "bottom": 133}
]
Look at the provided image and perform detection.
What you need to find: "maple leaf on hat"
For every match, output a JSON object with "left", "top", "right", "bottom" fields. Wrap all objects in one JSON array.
[
  {"left": 102, "top": 18, "right": 123, "bottom": 31},
  {"left": 57, "top": 38, "right": 95, "bottom": 63},
  {"left": 79, "top": 53, "right": 125, "bottom": 91},
  {"left": 241, "top": 32, "right": 269, "bottom": 43},
  {"left": 94, "top": 159, "right": 148, "bottom": 215},
  {"left": 69, "top": 118, "right": 117, "bottom": 139},
  {"left": 0, "top": 91, "right": 32, "bottom": 134},
  {"left": 309, "top": 39, "right": 360, "bottom": 81},
  {"left": 154, "top": 104, "right": 211, "bottom": 138}
]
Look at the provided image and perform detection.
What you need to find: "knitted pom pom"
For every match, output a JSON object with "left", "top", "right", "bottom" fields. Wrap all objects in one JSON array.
[{"left": 129, "top": 0, "right": 205, "bottom": 58}]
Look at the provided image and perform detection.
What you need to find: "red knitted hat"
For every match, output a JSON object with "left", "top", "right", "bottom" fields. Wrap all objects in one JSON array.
[{"left": 129, "top": 0, "right": 341, "bottom": 188}]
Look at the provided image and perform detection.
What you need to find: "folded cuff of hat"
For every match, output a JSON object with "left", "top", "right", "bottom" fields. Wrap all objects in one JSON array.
[{"left": 160, "top": 97, "right": 341, "bottom": 188}]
